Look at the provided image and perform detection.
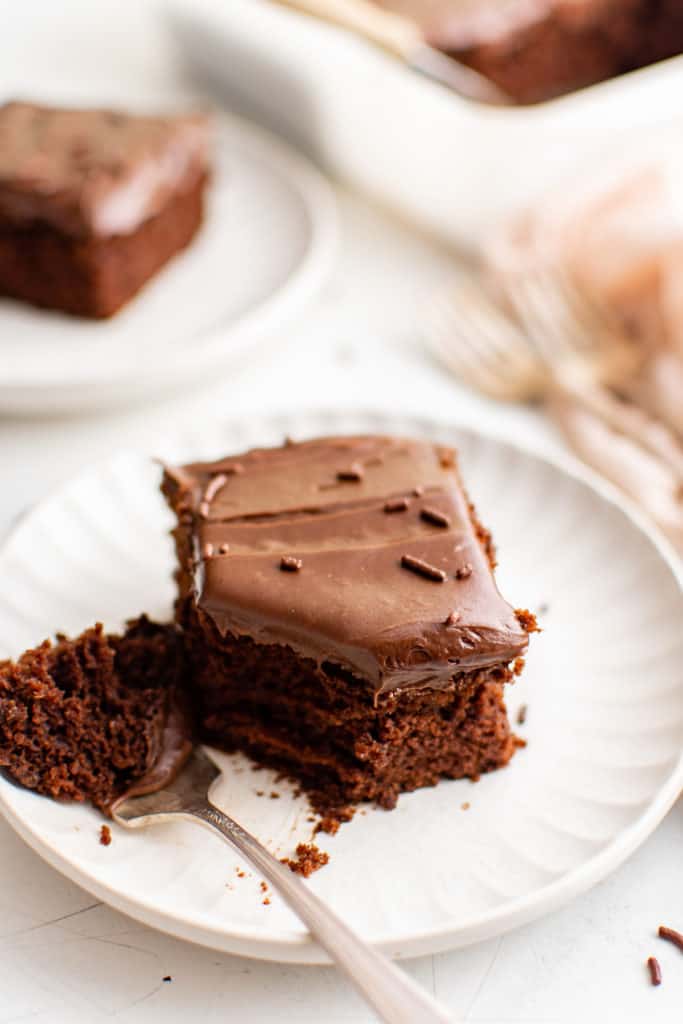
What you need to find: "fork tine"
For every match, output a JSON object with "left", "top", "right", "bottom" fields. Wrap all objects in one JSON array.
[
  {"left": 507, "top": 268, "right": 581, "bottom": 364},
  {"left": 439, "top": 285, "right": 529, "bottom": 373},
  {"left": 502, "top": 260, "right": 641, "bottom": 384},
  {"left": 430, "top": 317, "right": 510, "bottom": 398},
  {"left": 426, "top": 276, "right": 546, "bottom": 401}
]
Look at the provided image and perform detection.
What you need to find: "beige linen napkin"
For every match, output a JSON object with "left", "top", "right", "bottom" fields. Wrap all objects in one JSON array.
[
  {"left": 483, "top": 144, "right": 683, "bottom": 549},
  {"left": 487, "top": 156, "right": 683, "bottom": 431}
]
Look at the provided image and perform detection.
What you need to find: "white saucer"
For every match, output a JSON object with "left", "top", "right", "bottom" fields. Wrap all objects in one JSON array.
[
  {"left": 0, "top": 114, "right": 338, "bottom": 415},
  {"left": 0, "top": 410, "right": 681, "bottom": 964}
]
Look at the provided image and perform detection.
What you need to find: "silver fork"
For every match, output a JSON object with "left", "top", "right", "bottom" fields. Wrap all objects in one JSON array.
[
  {"left": 428, "top": 269, "right": 683, "bottom": 547},
  {"left": 112, "top": 747, "right": 453, "bottom": 1024},
  {"left": 503, "top": 263, "right": 683, "bottom": 478}
]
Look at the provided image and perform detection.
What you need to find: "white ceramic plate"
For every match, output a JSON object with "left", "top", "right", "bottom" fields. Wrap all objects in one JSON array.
[
  {"left": 0, "top": 410, "right": 682, "bottom": 964},
  {"left": 0, "top": 114, "right": 338, "bottom": 415}
]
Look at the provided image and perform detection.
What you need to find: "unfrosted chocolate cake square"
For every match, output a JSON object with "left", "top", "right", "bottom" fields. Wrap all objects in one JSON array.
[
  {"left": 163, "top": 436, "right": 535, "bottom": 812},
  {"left": 0, "top": 101, "right": 210, "bottom": 318}
]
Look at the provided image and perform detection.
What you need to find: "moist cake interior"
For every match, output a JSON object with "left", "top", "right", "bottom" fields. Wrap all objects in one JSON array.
[{"left": 0, "top": 618, "right": 191, "bottom": 812}]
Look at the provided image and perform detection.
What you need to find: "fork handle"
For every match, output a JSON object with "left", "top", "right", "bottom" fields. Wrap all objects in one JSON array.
[{"left": 187, "top": 801, "right": 452, "bottom": 1024}]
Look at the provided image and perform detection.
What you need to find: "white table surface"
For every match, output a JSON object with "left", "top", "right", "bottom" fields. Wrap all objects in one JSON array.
[{"left": 1, "top": 5, "right": 683, "bottom": 1020}]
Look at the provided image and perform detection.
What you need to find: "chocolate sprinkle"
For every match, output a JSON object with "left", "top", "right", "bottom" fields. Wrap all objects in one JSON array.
[
  {"left": 280, "top": 556, "right": 302, "bottom": 572},
  {"left": 420, "top": 506, "right": 451, "bottom": 529},
  {"left": 337, "top": 463, "right": 364, "bottom": 483},
  {"left": 162, "top": 976, "right": 172, "bottom": 984},
  {"left": 658, "top": 926, "right": 683, "bottom": 952},
  {"left": 218, "top": 543, "right": 230, "bottom": 555},
  {"left": 517, "top": 704, "right": 528, "bottom": 725},
  {"left": 455, "top": 563, "right": 473, "bottom": 580},
  {"left": 401, "top": 554, "right": 446, "bottom": 582},
  {"left": 203, "top": 542, "right": 214, "bottom": 559},
  {"left": 647, "top": 957, "right": 662, "bottom": 986},
  {"left": 444, "top": 610, "right": 461, "bottom": 626},
  {"left": 384, "top": 497, "right": 410, "bottom": 514}
]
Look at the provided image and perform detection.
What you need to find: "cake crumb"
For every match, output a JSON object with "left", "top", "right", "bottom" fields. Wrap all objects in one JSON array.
[
  {"left": 162, "top": 976, "right": 172, "bottom": 983},
  {"left": 461, "top": 802, "right": 470, "bottom": 811},
  {"left": 281, "top": 843, "right": 329, "bottom": 877},
  {"left": 513, "top": 658, "right": 526, "bottom": 677},
  {"left": 260, "top": 881, "right": 268, "bottom": 893},
  {"left": 263, "top": 898, "right": 271, "bottom": 906},
  {"left": 517, "top": 703, "right": 528, "bottom": 725},
  {"left": 255, "top": 790, "right": 264, "bottom": 797},
  {"left": 314, "top": 805, "right": 355, "bottom": 836},
  {"left": 314, "top": 816, "right": 340, "bottom": 836},
  {"left": 516, "top": 608, "right": 540, "bottom": 633},
  {"left": 99, "top": 824, "right": 112, "bottom": 846},
  {"left": 236, "top": 868, "right": 246, "bottom": 878},
  {"left": 269, "top": 791, "right": 280, "bottom": 799}
]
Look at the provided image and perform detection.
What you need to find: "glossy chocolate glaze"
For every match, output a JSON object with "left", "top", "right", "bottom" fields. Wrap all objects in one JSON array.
[
  {"left": 0, "top": 101, "right": 209, "bottom": 238},
  {"left": 164, "top": 436, "right": 529, "bottom": 696}
]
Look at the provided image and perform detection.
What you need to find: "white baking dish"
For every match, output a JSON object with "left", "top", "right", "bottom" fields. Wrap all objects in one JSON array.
[{"left": 170, "top": 0, "right": 683, "bottom": 248}]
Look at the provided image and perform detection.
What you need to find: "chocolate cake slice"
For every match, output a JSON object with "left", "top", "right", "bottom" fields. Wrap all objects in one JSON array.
[
  {"left": 163, "top": 435, "right": 535, "bottom": 812},
  {"left": 0, "top": 101, "right": 210, "bottom": 318},
  {"left": 0, "top": 617, "right": 192, "bottom": 812}
]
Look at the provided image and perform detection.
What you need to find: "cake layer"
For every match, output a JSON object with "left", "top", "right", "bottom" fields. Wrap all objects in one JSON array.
[
  {"left": 182, "top": 604, "right": 518, "bottom": 811},
  {"left": 163, "top": 436, "right": 529, "bottom": 697},
  {"left": 0, "top": 171, "right": 207, "bottom": 318},
  {"left": 0, "top": 101, "right": 209, "bottom": 238}
]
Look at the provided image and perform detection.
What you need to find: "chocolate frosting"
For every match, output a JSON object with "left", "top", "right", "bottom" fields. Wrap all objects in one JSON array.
[
  {"left": 111, "top": 689, "right": 194, "bottom": 809},
  {"left": 166, "top": 436, "right": 528, "bottom": 696},
  {"left": 0, "top": 101, "right": 209, "bottom": 238}
]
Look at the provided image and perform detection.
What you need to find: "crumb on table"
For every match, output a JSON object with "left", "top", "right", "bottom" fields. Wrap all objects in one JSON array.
[{"left": 99, "top": 824, "right": 112, "bottom": 846}]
